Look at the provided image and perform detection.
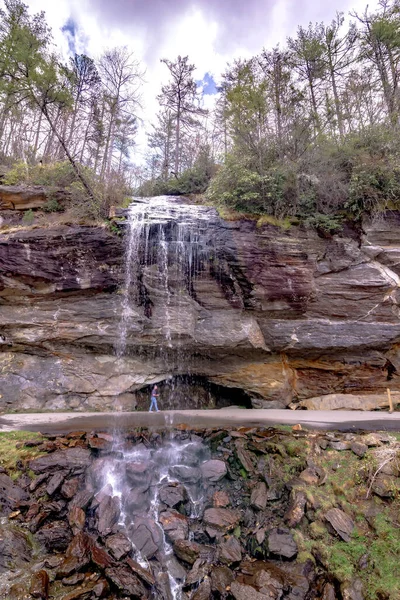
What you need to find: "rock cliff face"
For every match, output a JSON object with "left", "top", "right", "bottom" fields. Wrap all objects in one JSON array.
[{"left": 1, "top": 197, "right": 400, "bottom": 411}]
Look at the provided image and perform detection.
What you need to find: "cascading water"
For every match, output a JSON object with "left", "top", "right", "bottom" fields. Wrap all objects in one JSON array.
[
  {"left": 105, "top": 197, "right": 218, "bottom": 598},
  {"left": 116, "top": 195, "right": 218, "bottom": 397},
  {"left": 96, "top": 432, "right": 211, "bottom": 599}
]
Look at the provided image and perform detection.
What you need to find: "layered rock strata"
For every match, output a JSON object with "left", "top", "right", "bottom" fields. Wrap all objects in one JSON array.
[{"left": 1, "top": 198, "right": 400, "bottom": 410}]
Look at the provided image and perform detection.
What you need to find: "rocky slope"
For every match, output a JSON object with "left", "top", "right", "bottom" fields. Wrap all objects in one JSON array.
[
  {"left": 0, "top": 425, "right": 399, "bottom": 600},
  {"left": 1, "top": 196, "right": 400, "bottom": 410}
]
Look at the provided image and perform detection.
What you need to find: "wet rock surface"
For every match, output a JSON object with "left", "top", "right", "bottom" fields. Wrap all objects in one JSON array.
[
  {"left": 0, "top": 425, "right": 399, "bottom": 599},
  {"left": 2, "top": 198, "right": 400, "bottom": 411}
]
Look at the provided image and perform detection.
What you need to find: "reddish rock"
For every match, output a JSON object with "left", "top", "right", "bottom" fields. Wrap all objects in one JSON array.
[
  {"left": 61, "top": 477, "right": 80, "bottom": 499},
  {"left": 68, "top": 506, "right": 86, "bottom": 534},
  {"left": 203, "top": 508, "right": 241, "bottom": 532},
  {"left": 29, "top": 570, "right": 49, "bottom": 599},
  {"left": 105, "top": 565, "right": 149, "bottom": 598},
  {"left": 105, "top": 532, "right": 132, "bottom": 560},
  {"left": 173, "top": 539, "right": 214, "bottom": 565},
  {"left": 57, "top": 532, "right": 91, "bottom": 578},
  {"left": 159, "top": 510, "right": 189, "bottom": 542},
  {"left": 213, "top": 490, "right": 230, "bottom": 507},
  {"left": 126, "top": 557, "right": 155, "bottom": 586},
  {"left": 250, "top": 482, "right": 268, "bottom": 510}
]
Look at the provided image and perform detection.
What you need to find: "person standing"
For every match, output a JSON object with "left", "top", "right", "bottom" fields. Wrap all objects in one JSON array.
[{"left": 149, "top": 385, "right": 159, "bottom": 412}]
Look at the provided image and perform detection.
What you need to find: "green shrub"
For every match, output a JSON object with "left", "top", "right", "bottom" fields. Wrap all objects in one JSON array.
[
  {"left": 347, "top": 163, "right": 400, "bottom": 217},
  {"left": 43, "top": 197, "right": 62, "bottom": 212},
  {"left": 2, "top": 161, "right": 29, "bottom": 185},
  {"left": 22, "top": 209, "right": 34, "bottom": 225}
]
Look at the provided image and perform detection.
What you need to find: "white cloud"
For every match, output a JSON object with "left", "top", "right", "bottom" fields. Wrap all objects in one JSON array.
[{"left": 24, "top": 0, "right": 381, "bottom": 163}]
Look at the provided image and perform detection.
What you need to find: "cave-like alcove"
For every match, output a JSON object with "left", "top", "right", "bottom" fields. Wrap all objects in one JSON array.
[{"left": 133, "top": 375, "right": 253, "bottom": 411}]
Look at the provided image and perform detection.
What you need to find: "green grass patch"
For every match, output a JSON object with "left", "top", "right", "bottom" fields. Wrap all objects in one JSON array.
[{"left": 0, "top": 431, "right": 44, "bottom": 478}]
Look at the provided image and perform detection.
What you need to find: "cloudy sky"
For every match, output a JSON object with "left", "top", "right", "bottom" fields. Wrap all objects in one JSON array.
[{"left": 26, "top": 0, "right": 379, "bottom": 160}]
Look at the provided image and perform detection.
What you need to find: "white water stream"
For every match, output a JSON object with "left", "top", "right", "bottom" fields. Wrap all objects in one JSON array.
[{"left": 109, "top": 197, "right": 216, "bottom": 598}]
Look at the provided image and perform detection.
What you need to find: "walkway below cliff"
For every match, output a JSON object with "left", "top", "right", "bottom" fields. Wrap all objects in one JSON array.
[{"left": 0, "top": 409, "right": 400, "bottom": 433}]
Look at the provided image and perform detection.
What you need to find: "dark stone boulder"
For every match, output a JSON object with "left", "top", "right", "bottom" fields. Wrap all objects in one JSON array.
[
  {"left": 324, "top": 508, "right": 354, "bottom": 542},
  {"left": 250, "top": 482, "right": 268, "bottom": 510},
  {"left": 105, "top": 532, "right": 132, "bottom": 560},
  {"left": 372, "top": 473, "right": 400, "bottom": 498},
  {"left": 56, "top": 532, "right": 91, "bottom": 578},
  {"left": 192, "top": 578, "right": 212, "bottom": 600},
  {"left": 129, "top": 517, "right": 163, "bottom": 559},
  {"left": 169, "top": 465, "right": 202, "bottom": 484},
  {"left": 105, "top": 565, "right": 149, "bottom": 598},
  {"left": 230, "top": 581, "right": 270, "bottom": 599},
  {"left": 68, "top": 506, "right": 86, "bottom": 534},
  {"left": 173, "top": 539, "right": 214, "bottom": 565},
  {"left": 159, "top": 509, "right": 189, "bottom": 542},
  {"left": 267, "top": 527, "right": 298, "bottom": 559},
  {"left": 46, "top": 472, "right": 67, "bottom": 496},
  {"left": 37, "top": 520, "right": 72, "bottom": 552},
  {"left": 210, "top": 565, "right": 234, "bottom": 594},
  {"left": 200, "top": 459, "right": 227, "bottom": 482},
  {"left": 61, "top": 477, "right": 80, "bottom": 499},
  {"left": 159, "top": 482, "right": 188, "bottom": 508},
  {"left": 0, "top": 473, "right": 30, "bottom": 513},
  {"left": 341, "top": 578, "right": 364, "bottom": 600},
  {"left": 69, "top": 489, "right": 93, "bottom": 510},
  {"left": 90, "top": 540, "right": 114, "bottom": 570},
  {"left": 219, "top": 535, "right": 242, "bottom": 564},
  {"left": 126, "top": 461, "right": 153, "bottom": 489},
  {"left": 126, "top": 557, "right": 155, "bottom": 586},
  {"left": 96, "top": 494, "right": 120, "bottom": 535},
  {"left": 0, "top": 523, "right": 32, "bottom": 572},
  {"left": 284, "top": 491, "right": 307, "bottom": 527},
  {"left": 350, "top": 442, "right": 368, "bottom": 458},
  {"left": 30, "top": 448, "right": 91, "bottom": 474},
  {"left": 124, "top": 488, "right": 150, "bottom": 515}
]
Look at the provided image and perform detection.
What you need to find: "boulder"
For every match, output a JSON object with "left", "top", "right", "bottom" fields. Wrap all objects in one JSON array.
[
  {"left": 173, "top": 539, "right": 213, "bottom": 565},
  {"left": 230, "top": 581, "right": 270, "bottom": 600},
  {"left": 210, "top": 565, "right": 234, "bottom": 594},
  {"left": 169, "top": 465, "right": 202, "bottom": 484},
  {"left": 37, "top": 520, "right": 72, "bottom": 552},
  {"left": 96, "top": 494, "right": 120, "bottom": 535},
  {"left": 125, "top": 461, "right": 153, "bottom": 489},
  {"left": 0, "top": 473, "right": 30, "bottom": 513},
  {"left": 105, "top": 566, "right": 148, "bottom": 598},
  {"left": 200, "top": 459, "right": 227, "bottom": 482},
  {"left": 251, "top": 482, "right": 268, "bottom": 510},
  {"left": 159, "top": 482, "right": 188, "bottom": 507},
  {"left": 284, "top": 491, "right": 307, "bottom": 527},
  {"left": 68, "top": 506, "right": 85, "bottom": 534},
  {"left": 350, "top": 442, "right": 368, "bottom": 458},
  {"left": 30, "top": 448, "right": 91, "bottom": 474},
  {"left": 124, "top": 488, "right": 150, "bottom": 515},
  {"left": 105, "top": 532, "right": 132, "bottom": 560},
  {"left": 219, "top": 535, "right": 242, "bottom": 564},
  {"left": 203, "top": 508, "right": 241, "bottom": 532},
  {"left": 159, "top": 510, "right": 189, "bottom": 542},
  {"left": 324, "top": 508, "right": 354, "bottom": 542},
  {"left": 29, "top": 570, "right": 49, "bottom": 599},
  {"left": 267, "top": 527, "right": 298, "bottom": 559},
  {"left": 57, "top": 532, "right": 91, "bottom": 578},
  {"left": 0, "top": 523, "right": 32, "bottom": 572},
  {"left": 213, "top": 490, "right": 230, "bottom": 507},
  {"left": 129, "top": 517, "right": 163, "bottom": 559}
]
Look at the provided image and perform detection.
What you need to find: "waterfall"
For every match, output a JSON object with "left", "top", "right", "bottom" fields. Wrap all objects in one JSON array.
[
  {"left": 98, "top": 432, "right": 210, "bottom": 600},
  {"left": 116, "top": 195, "right": 216, "bottom": 384}
]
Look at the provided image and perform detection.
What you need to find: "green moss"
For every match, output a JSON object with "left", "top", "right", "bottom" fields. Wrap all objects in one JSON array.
[{"left": 0, "top": 431, "right": 44, "bottom": 476}]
